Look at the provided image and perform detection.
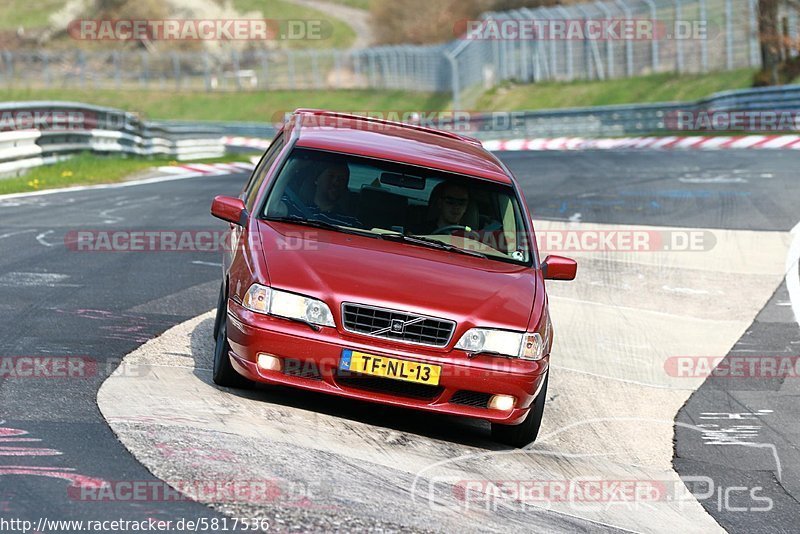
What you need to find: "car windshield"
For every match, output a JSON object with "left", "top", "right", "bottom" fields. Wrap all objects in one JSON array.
[{"left": 261, "top": 147, "right": 532, "bottom": 265}]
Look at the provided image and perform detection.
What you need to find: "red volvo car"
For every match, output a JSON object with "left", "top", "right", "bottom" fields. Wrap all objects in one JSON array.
[{"left": 210, "top": 110, "right": 576, "bottom": 446}]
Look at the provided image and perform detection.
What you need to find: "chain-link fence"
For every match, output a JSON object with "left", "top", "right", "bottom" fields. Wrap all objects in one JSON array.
[{"left": 1, "top": 0, "right": 797, "bottom": 106}]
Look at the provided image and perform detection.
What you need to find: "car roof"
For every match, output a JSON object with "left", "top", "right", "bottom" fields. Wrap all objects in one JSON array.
[{"left": 286, "top": 109, "right": 513, "bottom": 184}]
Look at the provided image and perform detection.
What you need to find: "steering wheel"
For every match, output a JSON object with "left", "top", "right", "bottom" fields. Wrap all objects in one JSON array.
[{"left": 431, "top": 225, "right": 480, "bottom": 239}]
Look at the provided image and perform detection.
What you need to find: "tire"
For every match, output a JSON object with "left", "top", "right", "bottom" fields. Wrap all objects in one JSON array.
[
  {"left": 212, "top": 281, "right": 225, "bottom": 341},
  {"left": 491, "top": 373, "right": 548, "bottom": 447},
  {"left": 212, "top": 286, "right": 251, "bottom": 389}
]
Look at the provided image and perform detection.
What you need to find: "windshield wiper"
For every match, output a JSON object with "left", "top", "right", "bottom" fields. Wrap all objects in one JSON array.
[
  {"left": 265, "top": 215, "right": 375, "bottom": 238},
  {"left": 380, "top": 233, "right": 488, "bottom": 259}
]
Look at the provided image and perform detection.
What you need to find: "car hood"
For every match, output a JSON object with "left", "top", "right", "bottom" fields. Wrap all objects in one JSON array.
[{"left": 257, "top": 221, "right": 536, "bottom": 331}]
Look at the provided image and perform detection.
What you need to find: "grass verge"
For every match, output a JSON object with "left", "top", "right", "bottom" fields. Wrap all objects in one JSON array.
[
  {"left": 0, "top": 152, "right": 248, "bottom": 195},
  {"left": 0, "top": 88, "right": 452, "bottom": 122},
  {"left": 474, "top": 69, "right": 757, "bottom": 111},
  {"left": 0, "top": 0, "right": 65, "bottom": 30}
]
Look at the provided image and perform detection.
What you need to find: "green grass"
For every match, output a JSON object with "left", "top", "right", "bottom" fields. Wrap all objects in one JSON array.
[
  {"left": 474, "top": 69, "right": 757, "bottom": 111},
  {"left": 0, "top": 152, "right": 247, "bottom": 195},
  {"left": 232, "top": 0, "right": 356, "bottom": 48},
  {"left": 0, "top": 0, "right": 65, "bottom": 30},
  {"left": 0, "top": 87, "right": 451, "bottom": 121}
]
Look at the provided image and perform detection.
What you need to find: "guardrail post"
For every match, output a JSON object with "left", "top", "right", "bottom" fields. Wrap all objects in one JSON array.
[
  {"left": 42, "top": 52, "right": 51, "bottom": 86},
  {"left": 641, "top": 0, "right": 659, "bottom": 71},
  {"left": 113, "top": 51, "right": 121, "bottom": 89},
  {"left": 699, "top": 0, "right": 708, "bottom": 71},
  {"left": 368, "top": 50, "right": 377, "bottom": 87},
  {"left": 594, "top": 1, "right": 615, "bottom": 78},
  {"left": 446, "top": 49, "right": 460, "bottom": 110},
  {"left": 140, "top": 50, "right": 149, "bottom": 88},
  {"left": 232, "top": 49, "right": 241, "bottom": 91},
  {"left": 1, "top": 51, "right": 11, "bottom": 84},
  {"left": 333, "top": 50, "right": 342, "bottom": 88},
  {"left": 614, "top": 0, "right": 634, "bottom": 76},
  {"left": 203, "top": 51, "right": 212, "bottom": 92},
  {"left": 172, "top": 52, "right": 181, "bottom": 91},
  {"left": 725, "top": 0, "right": 733, "bottom": 69},
  {"left": 77, "top": 49, "right": 86, "bottom": 87},
  {"left": 288, "top": 50, "right": 296, "bottom": 90},
  {"left": 674, "top": 0, "right": 684, "bottom": 73},
  {"left": 555, "top": 7, "right": 574, "bottom": 79},
  {"left": 311, "top": 50, "right": 321, "bottom": 90},
  {"left": 747, "top": 0, "right": 760, "bottom": 67}
]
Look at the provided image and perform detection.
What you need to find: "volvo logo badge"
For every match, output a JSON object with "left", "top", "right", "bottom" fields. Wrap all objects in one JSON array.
[{"left": 390, "top": 319, "right": 405, "bottom": 333}]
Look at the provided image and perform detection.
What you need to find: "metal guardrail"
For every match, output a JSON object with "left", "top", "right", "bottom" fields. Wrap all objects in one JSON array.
[
  {"left": 208, "top": 84, "right": 800, "bottom": 145},
  {"left": 0, "top": 101, "right": 225, "bottom": 178},
  {"left": 475, "top": 83, "right": 800, "bottom": 138}
]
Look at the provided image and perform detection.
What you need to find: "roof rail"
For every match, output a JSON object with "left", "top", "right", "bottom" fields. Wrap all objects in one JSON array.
[{"left": 291, "top": 108, "right": 484, "bottom": 147}]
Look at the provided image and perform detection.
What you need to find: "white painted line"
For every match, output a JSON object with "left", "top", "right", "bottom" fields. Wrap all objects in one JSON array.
[
  {"left": 0, "top": 229, "right": 37, "bottom": 240},
  {"left": 786, "top": 221, "right": 800, "bottom": 327},
  {"left": 549, "top": 364, "right": 693, "bottom": 390},
  {"left": 0, "top": 272, "right": 79, "bottom": 287},
  {"left": 35, "top": 230, "right": 56, "bottom": 247},
  {"left": 662, "top": 285, "right": 711, "bottom": 295},
  {"left": 191, "top": 261, "right": 222, "bottom": 267}
]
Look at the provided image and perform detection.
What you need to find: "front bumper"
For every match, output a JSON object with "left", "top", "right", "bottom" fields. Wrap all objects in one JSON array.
[{"left": 226, "top": 300, "right": 548, "bottom": 425}]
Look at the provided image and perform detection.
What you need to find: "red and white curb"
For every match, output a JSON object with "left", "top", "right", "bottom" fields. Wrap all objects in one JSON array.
[
  {"left": 482, "top": 135, "right": 800, "bottom": 151},
  {"left": 157, "top": 161, "right": 255, "bottom": 178},
  {"left": 225, "top": 133, "right": 800, "bottom": 152},
  {"left": 222, "top": 136, "right": 272, "bottom": 151}
]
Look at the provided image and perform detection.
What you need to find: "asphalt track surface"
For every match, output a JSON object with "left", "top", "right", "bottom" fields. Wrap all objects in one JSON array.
[{"left": 0, "top": 150, "right": 798, "bottom": 533}]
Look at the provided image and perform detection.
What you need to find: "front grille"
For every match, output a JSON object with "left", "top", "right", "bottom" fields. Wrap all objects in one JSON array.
[
  {"left": 283, "top": 359, "right": 323, "bottom": 380},
  {"left": 341, "top": 303, "right": 455, "bottom": 347},
  {"left": 450, "top": 390, "right": 491, "bottom": 408},
  {"left": 336, "top": 372, "right": 443, "bottom": 400}
]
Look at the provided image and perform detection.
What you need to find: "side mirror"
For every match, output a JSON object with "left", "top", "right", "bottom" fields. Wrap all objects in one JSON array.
[
  {"left": 542, "top": 255, "right": 577, "bottom": 280},
  {"left": 211, "top": 195, "right": 247, "bottom": 226}
]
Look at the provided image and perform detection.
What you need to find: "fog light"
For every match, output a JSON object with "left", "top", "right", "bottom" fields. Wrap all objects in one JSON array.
[
  {"left": 257, "top": 353, "right": 282, "bottom": 372},
  {"left": 488, "top": 394, "right": 515, "bottom": 411}
]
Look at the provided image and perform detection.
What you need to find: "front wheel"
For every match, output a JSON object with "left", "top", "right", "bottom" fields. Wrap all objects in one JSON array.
[
  {"left": 212, "top": 290, "right": 251, "bottom": 389},
  {"left": 491, "top": 373, "right": 548, "bottom": 447}
]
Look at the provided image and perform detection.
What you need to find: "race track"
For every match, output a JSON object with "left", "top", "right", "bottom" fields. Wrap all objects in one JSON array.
[{"left": 1, "top": 150, "right": 798, "bottom": 533}]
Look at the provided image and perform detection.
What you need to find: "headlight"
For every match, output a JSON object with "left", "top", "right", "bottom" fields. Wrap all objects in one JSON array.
[
  {"left": 242, "top": 284, "right": 335, "bottom": 327},
  {"left": 455, "top": 329, "right": 546, "bottom": 360}
]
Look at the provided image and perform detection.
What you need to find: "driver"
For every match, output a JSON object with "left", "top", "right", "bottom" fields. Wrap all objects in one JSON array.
[{"left": 417, "top": 181, "right": 470, "bottom": 234}]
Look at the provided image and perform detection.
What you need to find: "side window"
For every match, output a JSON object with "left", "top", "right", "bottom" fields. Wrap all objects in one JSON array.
[{"left": 243, "top": 134, "right": 284, "bottom": 210}]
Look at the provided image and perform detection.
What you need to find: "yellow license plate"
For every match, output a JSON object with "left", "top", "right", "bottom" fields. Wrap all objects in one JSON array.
[{"left": 339, "top": 349, "right": 441, "bottom": 386}]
